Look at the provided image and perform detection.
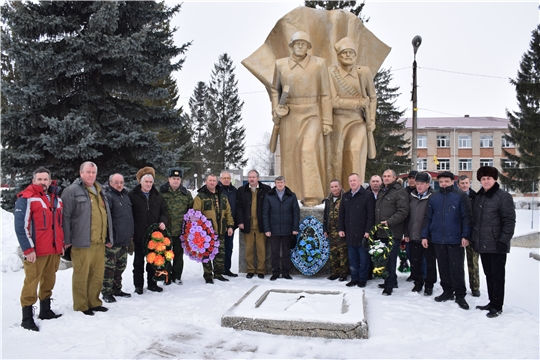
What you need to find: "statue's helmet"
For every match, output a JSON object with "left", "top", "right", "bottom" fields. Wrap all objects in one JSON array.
[
  {"left": 289, "top": 31, "right": 312, "bottom": 49},
  {"left": 334, "top": 37, "right": 357, "bottom": 56}
]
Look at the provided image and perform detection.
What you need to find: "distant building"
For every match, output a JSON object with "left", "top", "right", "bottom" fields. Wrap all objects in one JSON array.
[{"left": 402, "top": 115, "right": 517, "bottom": 190}]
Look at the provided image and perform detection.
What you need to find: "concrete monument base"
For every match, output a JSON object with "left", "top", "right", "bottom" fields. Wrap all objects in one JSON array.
[{"left": 221, "top": 285, "right": 368, "bottom": 339}]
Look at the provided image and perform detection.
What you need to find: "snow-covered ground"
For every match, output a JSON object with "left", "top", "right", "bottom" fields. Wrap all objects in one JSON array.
[{"left": 2, "top": 208, "right": 539, "bottom": 359}]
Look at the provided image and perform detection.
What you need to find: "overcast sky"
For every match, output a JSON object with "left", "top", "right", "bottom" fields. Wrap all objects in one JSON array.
[{"left": 170, "top": 1, "right": 538, "bottom": 154}]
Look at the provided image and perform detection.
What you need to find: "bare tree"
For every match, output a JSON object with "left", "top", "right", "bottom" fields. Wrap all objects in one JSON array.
[{"left": 248, "top": 132, "right": 275, "bottom": 176}]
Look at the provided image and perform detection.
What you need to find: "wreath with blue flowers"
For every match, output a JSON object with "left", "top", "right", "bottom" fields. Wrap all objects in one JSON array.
[{"left": 290, "top": 216, "right": 330, "bottom": 276}]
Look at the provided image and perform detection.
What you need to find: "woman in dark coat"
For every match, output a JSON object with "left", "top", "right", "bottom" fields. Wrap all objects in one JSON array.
[{"left": 472, "top": 166, "right": 515, "bottom": 318}]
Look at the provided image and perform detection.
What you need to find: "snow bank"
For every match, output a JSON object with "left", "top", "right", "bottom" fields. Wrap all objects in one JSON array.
[{"left": 1, "top": 209, "right": 23, "bottom": 272}]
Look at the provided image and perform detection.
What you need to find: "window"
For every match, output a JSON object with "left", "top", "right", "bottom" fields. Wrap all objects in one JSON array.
[
  {"left": 502, "top": 158, "right": 517, "bottom": 169},
  {"left": 502, "top": 136, "right": 514, "bottom": 148},
  {"left": 459, "top": 159, "right": 472, "bottom": 171},
  {"left": 437, "top": 135, "right": 449, "bottom": 148},
  {"left": 458, "top": 135, "right": 472, "bottom": 148},
  {"left": 417, "top": 158, "right": 427, "bottom": 171},
  {"left": 480, "top": 158, "right": 494, "bottom": 167},
  {"left": 480, "top": 135, "right": 493, "bottom": 148},
  {"left": 436, "top": 158, "right": 450, "bottom": 170},
  {"left": 417, "top": 135, "right": 427, "bottom": 148}
]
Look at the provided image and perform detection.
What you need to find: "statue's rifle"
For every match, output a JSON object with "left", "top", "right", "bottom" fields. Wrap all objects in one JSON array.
[{"left": 269, "top": 85, "right": 289, "bottom": 153}]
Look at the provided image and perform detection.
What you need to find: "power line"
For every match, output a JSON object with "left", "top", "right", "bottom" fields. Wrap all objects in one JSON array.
[{"left": 419, "top": 66, "right": 509, "bottom": 80}]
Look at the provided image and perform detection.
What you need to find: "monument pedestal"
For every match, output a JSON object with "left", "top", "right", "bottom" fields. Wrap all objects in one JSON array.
[{"left": 238, "top": 206, "right": 333, "bottom": 276}]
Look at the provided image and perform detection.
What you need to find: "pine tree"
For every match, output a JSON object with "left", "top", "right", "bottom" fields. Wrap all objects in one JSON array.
[
  {"left": 366, "top": 68, "right": 409, "bottom": 177},
  {"left": 204, "top": 53, "right": 247, "bottom": 175},
  {"left": 1, "top": 1, "right": 190, "bottom": 209},
  {"left": 187, "top": 81, "right": 210, "bottom": 182},
  {"left": 304, "top": 1, "right": 368, "bottom": 22},
  {"left": 500, "top": 25, "right": 540, "bottom": 193}
]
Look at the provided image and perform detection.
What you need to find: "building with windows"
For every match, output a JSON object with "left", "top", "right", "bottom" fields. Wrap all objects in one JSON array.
[{"left": 403, "top": 116, "right": 516, "bottom": 189}]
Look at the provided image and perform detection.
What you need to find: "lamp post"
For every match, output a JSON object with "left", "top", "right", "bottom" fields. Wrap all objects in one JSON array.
[
  {"left": 411, "top": 35, "right": 422, "bottom": 171},
  {"left": 194, "top": 173, "right": 198, "bottom": 189}
]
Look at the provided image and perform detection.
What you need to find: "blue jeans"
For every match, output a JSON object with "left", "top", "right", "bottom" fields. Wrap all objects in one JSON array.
[
  {"left": 224, "top": 233, "right": 234, "bottom": 273},
  {"left": 348, "top": 245, "right": 370, "bottom": 282},
  {"left": 383, "top": 238, "right": 400, "bottom": 289}
]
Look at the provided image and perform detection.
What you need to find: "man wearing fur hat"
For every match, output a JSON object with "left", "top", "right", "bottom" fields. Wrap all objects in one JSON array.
[
  {"left": 270, "top": 31, "right": 332, "bottom": 206},
  {"left": 327, "top": 36, "right": 377, "bottom": 186},
  {"left": 472, "top": 166, "right": 515, "bottom": 318},
  {"left": 160, "top": 168, "right": 193, "bottom": 285},
  {"left": 128, "top": 167, "right": 168, "bottom": 294}
]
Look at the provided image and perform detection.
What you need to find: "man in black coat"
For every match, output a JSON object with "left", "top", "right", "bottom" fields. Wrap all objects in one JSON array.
[
  {"left": 128, "top": 167, "right": 168, "bottom": 294},
  {"left": 262, "top": 176, "right": 300, "bottom": 280},
  {"left": 472, "top": 166, "right": 515, "bottom": 318},
  {"left": 375, "top": 169, "right": 409, "bottom": 295},
  {"left": 458, "top": 174, "right": 481, "bottom": 297},
  {"left": 101, "top": 173, "right": 134, "bottom": 303},
  {"left": 338, "top": 173, "right": 375, "bottom": 287},
  {"left": 218, "top": 171, "right": 238, "bottom": 278},
  {"left": 236, "top": 170, "right": 272, "bottom": 279}
]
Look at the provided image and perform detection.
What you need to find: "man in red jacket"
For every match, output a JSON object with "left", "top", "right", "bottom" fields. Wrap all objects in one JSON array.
[{"left": 14, "top": 167, "right": 64, "bottom": 331}]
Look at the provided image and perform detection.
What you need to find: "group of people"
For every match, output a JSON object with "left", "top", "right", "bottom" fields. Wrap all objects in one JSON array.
[
  {"left": 326, "top": 167, "right": 515, "bottom": 318},
  {"left": 14, "top": 162, "right": 515, "bottom": 332}
]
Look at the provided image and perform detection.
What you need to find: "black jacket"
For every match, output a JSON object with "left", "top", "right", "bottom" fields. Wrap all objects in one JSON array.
[
  {"left": 472, "top": 182, "right": 516, "bottom": 254},
  {"left": 128, "top": 185, "right": 168, "bottom": 243},
  {"left": 218, "top": 182, "right": 238, "bottom": 220},
  {"left": 338, "top": 187, "right": 375, "bottom": 246},
  {"left": 236, "top": 181, "right": 271, "bottom": 233},
  {"left": 102, "top": 185, "right": 134, "bottom": 247},
  {"left": 262, "top": 186, "right": 300, "bottom": 236}
]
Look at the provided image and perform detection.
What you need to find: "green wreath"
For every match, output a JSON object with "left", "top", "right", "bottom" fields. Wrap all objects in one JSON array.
[{"left": 367, "top": 223, "right": 394, "bottom": 279}]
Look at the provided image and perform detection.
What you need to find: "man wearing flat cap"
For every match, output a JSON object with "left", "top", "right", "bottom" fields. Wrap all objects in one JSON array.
[
  {"left": 128, "top": 167, "right": 168, "bottom": 294},
  {"left": 472, "top": 166, "right": 515, "bottom": 318},
  {"left": 421, "top": 171, "right": 472, "bottom": 310},
  {"left": 327, "top": 36, "right": 377, "bottom": 187},
  {"left": 270, "top": 30, "right": 332, "bottom": 206},
  {"left": 160, "top": 168, "right": 193, "bottom": 285}
]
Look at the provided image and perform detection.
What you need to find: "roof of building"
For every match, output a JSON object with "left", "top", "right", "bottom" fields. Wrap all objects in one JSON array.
[{"left": 402, "top": 116, "right": 509, "bottom": 129}]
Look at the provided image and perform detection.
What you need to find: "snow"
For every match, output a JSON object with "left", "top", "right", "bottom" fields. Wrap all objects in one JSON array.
[{"left": 2, "top": 208, "right": 539, "bottom": 359}]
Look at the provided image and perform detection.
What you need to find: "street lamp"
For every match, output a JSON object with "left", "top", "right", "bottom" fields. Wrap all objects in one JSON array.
[
  {"left": 194, "top": 173, "right": 198, "bottom": 189},
  {"left": 411, "top": 35, "right": 422, "bottom": 171}
]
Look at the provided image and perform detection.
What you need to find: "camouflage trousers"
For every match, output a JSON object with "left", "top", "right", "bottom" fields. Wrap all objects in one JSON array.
[
  {"left": 466, "top": 245, "right": 480, "bottom": 291},
  {"left": 203, "top": 236, "right": 226, "bottom": 280},
  {"left": 102, "top": 245, "right": 128, "bottom": 296},
  {"left": 329, "top": 237, "right": 349, "bottom": 276},
  {"left": 171, "top": 235, "right": 184, "bottom": 281}
]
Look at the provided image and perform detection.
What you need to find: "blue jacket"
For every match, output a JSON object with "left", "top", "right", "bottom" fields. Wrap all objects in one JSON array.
[
  {"left": 219, "top": 182, "right": 237, "bottom": 229},
  {"left": 421, "top": 186, "right": 472, "bottom": 244},
  {"left": 262, "top": 186, "right": 300, "bottom": 236}
]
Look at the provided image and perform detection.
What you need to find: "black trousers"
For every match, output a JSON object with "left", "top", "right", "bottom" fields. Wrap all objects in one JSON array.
[
  {"left": 434, "top": 243, "right": 466, "bottom": 297},
  {"left": 133, "top": 240, "right": 157, "bottom": 288},
  {"left": 409, "top": 241, "right": 437, "bottom": 288},
  {"left": 480, "top": 253, "right": 507, "bottom": 311},
  {"left": 270, "top": 235, "right": 292, "bottom": 276}
]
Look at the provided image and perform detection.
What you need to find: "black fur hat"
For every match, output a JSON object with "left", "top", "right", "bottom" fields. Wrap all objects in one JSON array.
[{"left": 477, "top": 166, "right": 499, "bottom": 181}]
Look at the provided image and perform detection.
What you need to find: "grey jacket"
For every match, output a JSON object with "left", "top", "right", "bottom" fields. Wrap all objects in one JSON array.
[
  {"left": 62, "top": 178, "right": 113, "bottom": 248},
  {"left": 404, "top": 187, "right": 433, "bottom": 241}
]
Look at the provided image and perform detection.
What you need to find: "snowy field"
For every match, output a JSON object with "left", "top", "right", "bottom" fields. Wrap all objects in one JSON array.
[{"left": 2, "top": 208, "right": 539, "bottom": 359}]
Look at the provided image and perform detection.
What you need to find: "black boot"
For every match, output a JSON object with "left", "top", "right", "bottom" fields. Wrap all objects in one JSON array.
[
  {"left": 21, "top": 306, "right": 39, "bottom": 331},
  {"left": 38, "top": 298, "right": 62, "bottom": 320}
]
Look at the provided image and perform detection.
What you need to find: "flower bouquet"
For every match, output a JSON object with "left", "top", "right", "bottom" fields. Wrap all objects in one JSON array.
[
  {"left": 398, "top": 238, "right": 410, "bottom": 273},
  {"left": 144, "top": 224, "right": 174, "bottom": 283},
  {"left": 290, "top": 216, "right": 330, "bottom": 276},
  {"left": 181, "top": 209, "right": 219, "bottom": 263},
  {"left": 366, "top": 223, "right": 394, "bottom": 279}
]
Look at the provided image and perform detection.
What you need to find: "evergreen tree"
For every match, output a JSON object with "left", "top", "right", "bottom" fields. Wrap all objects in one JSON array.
[
  {"left": 500, "top": 25, "right": 540, "bottom": 193},
  {"left": 366, "top": 68, "right": 409, "bottom": 177},
  {"left": 304, "top": 1, "right": 368, "bottom": 22},
  {"left": 187, "top": 81, "right": 210, "bottom": 182},
  {"left": 204, "top": 53, "right": 247, "bottom": 175},
  {"left": 1, "top": 1, "right": 190, "bottom": 209}
]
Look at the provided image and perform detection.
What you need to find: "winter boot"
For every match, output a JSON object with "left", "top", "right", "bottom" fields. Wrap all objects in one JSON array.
[
  {"left": 38, "top": 298, "right": 62, "bottom": 320},
  {"left": 21, "top": 306, "right": 39, "bottom": 331}
]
